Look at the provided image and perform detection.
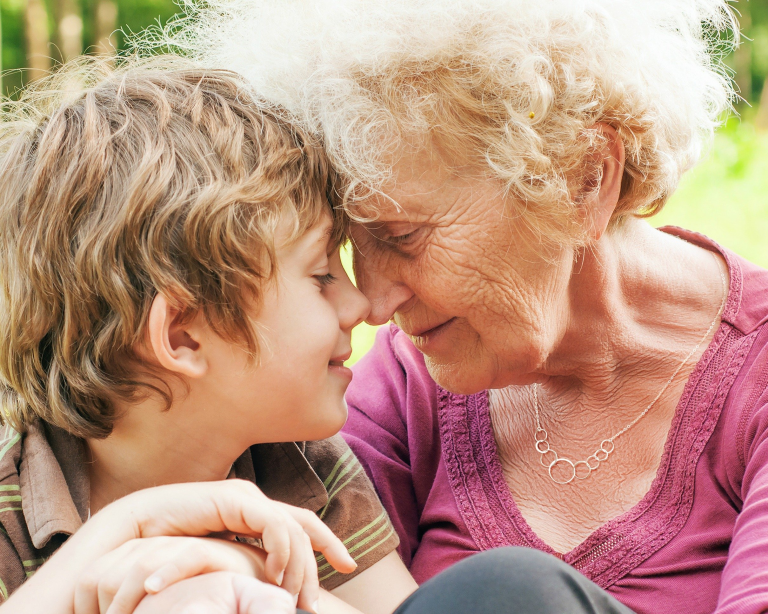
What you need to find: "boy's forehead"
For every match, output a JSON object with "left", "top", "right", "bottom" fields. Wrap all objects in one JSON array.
[
  {"left": 310, "top": 216, "right": 336, "bottom": 253},
  {"left": 304, "top": 214, "right": 335, "bottom": 247},
  {"left": 317, "top": 216, "right": 334, "bottom": 239},
  {"left": 275, "top": 212, "right": 336, "bottom": 256}
]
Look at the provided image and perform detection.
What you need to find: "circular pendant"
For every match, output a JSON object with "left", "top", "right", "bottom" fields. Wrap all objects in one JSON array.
[{"left": 548, "top": 457, "right": 576, "bottom": 485}]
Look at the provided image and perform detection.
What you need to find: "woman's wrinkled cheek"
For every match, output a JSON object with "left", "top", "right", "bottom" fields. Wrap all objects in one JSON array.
[{"left": 420, "top": 229, "right": 503, "bottom": 312}]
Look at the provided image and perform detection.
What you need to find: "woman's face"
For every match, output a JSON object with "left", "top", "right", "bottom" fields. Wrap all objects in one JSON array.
[{"left": 350, "top": 151, "right": 576, "bottom": 394}]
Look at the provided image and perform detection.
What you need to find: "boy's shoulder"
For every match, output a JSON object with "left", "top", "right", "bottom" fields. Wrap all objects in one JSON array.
[
  {"left": 241, "top": 435, "right": 399, "bottom": 589},
  {"left": 0, "top": 421, "right": 86, "bottom": 602},
  {"left": 0, "top": 425, "right": 399, "bottom": 597}
]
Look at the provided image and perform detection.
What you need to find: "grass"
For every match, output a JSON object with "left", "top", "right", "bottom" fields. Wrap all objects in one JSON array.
[
  {"left": 347, "top": 121, "right": 768, "bottom": 365},
  {"left": 654, "top": 120, "right": 768, "bottom": 267}
]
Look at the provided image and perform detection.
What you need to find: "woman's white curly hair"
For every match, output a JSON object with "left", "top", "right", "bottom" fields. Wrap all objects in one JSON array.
[{"left": 142, "top": 0, "right": 739, "bottom": 242}]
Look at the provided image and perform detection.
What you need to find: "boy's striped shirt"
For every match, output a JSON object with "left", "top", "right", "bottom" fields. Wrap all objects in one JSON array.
[{"left": 0, "top": 421, "right": 399, "bottom": 600}]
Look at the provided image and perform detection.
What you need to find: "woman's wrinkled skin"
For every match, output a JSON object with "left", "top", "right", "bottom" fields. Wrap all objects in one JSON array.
[{"left": 350, "top": 127, "right": 728, "bottom": 551}]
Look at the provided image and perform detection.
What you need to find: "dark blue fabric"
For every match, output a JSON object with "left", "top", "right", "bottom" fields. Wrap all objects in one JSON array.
[{"left": 395, "top": 547, "right": 636, "bottom": 614}]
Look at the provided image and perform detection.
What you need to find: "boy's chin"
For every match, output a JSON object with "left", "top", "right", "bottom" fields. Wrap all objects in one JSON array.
[{"left": 303, "top": 400, "right": 348, "bottom": 441}]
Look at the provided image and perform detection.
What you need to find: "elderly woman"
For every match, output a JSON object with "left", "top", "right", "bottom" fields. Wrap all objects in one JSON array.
[{"left": 168, "top": 1, "right": 768, "bottom": 613}]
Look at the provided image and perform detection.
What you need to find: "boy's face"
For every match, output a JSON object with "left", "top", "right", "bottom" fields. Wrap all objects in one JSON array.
[{"left": 201, "top": 214, "right": 371, "bottom": 445}]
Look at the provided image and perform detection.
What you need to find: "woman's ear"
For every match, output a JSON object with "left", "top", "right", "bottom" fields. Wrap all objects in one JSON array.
[
  {"left": 581, "top": 123, "right": 626, "bottom": 241},
  {"left": 147, "top": 294, "right": 208, "bottom": 378}
]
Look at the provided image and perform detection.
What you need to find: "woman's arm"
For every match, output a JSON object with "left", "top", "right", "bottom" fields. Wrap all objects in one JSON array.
[
  {"left": 330, "top": 551, "right": 418, "bottom": 614},
  {"left": 717, "top": 380, "right": 768, "bottom": 613},
  {"left": 344, "top": 325, "right": 439, "bottom": 568}
]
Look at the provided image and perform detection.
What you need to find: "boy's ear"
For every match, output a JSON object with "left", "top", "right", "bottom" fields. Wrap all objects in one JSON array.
[{"left": 147, "top": 294, "right": 208, "bottom": 378}]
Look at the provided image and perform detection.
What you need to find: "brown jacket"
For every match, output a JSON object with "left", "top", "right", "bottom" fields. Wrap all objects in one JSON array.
[{"left": 0, "top": 421, "right": 399, "bottom": 600}]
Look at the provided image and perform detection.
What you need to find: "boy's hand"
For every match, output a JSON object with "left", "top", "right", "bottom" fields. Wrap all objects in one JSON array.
[
  {"left": 3, "top": 480, "right": 354, "bottom": 614},
  {"left": 77, "top": 480, "right": 354, "bottom": 613},
  {"left": 132, "top": 572, "right": 296, "bottom": 614},
  {"left": 107, "top": 480, "right": 356, "bottom": 582},
  {"left": 74, "top": 536, "right": 276, "bottom": 614}
]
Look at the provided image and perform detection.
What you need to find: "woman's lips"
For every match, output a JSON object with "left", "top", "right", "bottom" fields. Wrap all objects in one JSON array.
[{"left": 407, "top": 317, "right": 457, "bottom": 350}]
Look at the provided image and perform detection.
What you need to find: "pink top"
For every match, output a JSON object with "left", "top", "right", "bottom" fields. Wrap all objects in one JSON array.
[{"left": 343, "top": 228, "right": 768, "bottom": 614}]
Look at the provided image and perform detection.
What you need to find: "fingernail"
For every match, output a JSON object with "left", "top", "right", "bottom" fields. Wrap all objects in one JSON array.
[
  {"left": 145, "top": 575, "right": 164, "bottom": 593},
  {"left": 292, "top": 594, "right": 299, "bottom": 607},
  {"left": 312, "top": 600, "right": 320, "bottom": 614},
  {"left": 276, "top": 571, "right": 285, "bottom": 586}
]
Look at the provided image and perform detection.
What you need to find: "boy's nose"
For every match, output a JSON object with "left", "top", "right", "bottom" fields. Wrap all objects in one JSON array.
[{"left": 339, "top": 278, "right": 372, "bottom": 331}]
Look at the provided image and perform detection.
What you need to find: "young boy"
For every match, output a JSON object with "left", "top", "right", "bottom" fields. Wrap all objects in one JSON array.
[{"left": 0, "top": 57, "right": 416, "bottom": 613}]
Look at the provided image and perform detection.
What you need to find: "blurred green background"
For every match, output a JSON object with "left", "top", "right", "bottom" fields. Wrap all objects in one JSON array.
[{"left": 1, "top": 0, "right": 766, "bottom": 364}]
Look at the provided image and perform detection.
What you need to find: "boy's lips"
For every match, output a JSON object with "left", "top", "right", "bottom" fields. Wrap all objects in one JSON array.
[
  {"left": 328, "top": 350, "right": 353, "bottom": 381},
  {"left": 329, "top": 350, "right": 352, "bottom": 366}
]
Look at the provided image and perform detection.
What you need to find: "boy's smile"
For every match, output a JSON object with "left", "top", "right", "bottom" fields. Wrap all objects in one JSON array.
[
  {"left": 205, "top": 213, "right": 369, "bottom": 446},
  {"left": 328, "top": 349, "right": 354, "bottom": 381}
]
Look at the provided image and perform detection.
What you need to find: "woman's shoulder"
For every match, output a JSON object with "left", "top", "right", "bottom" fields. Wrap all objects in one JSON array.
[
  {"left": 726, "top": 249, "right": 768, "bottom": 335},
  {"left": 354, "top": 324, "right": 432, "bottom": 377},
  {"left": 726, "top": 319, "right": 768, "bottom": 454},
  {"left": 709, "top": 303, "right": 768, "bottom": 499}
]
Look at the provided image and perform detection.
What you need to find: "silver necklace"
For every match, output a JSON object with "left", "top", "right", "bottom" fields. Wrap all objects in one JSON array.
[{"left": 534, "top": 254, "right": 728, "bottom": 485}]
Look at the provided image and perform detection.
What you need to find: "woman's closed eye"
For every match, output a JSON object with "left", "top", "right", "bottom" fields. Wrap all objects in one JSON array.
[
  {"left": 379, "top": 225, "right": 429, "bottom": 249},
  {"left": 387, "top": 230, "right": 419, "bottom": 245}
]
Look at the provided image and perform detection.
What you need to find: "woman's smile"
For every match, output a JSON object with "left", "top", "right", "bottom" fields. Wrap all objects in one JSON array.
[{"left": 406, "top": 317, "right": 458, "bottom": 352}]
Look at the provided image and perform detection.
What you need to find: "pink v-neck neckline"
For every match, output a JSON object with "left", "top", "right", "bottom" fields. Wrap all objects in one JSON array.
[{"left": 436, "top": 240, "right": 751, "bottom": 588}]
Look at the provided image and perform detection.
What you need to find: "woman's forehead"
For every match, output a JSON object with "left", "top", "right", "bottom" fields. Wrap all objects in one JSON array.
[{"left": 355, "top": 170, "right": 504, "bottom": 225}]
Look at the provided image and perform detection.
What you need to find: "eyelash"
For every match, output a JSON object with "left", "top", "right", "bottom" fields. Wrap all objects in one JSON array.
[
  {"left": 388, "top": 231, "right": 417, "bottom": 244},
  {"left": 315, "top": 273, "right": 337, "bottom": 287}
]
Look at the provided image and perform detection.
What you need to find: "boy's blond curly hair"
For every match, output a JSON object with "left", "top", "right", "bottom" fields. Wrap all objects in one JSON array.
[{"left": 0, "top": 55, "right": 344, "bottom": 439}]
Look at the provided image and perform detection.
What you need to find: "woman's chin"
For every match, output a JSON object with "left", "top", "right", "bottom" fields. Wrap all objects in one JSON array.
[
  {"left": 422, "top": 346, "right": 539, "bottom": 394},
  {"left": 423, "top": 355, "right": 497, "bottom": 396}
]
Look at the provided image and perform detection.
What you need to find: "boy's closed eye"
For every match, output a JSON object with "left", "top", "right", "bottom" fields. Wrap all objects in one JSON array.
[{"left": 315, "top": 273, "right": 338, "bottom": 287}]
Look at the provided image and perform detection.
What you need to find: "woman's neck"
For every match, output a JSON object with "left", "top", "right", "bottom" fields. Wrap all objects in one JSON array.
[
  {"left": 534, "top": 219, "right": 727, "bottom": 417},
  {"left": 488, "top": 222, "right": 728, "bottom": 524}
]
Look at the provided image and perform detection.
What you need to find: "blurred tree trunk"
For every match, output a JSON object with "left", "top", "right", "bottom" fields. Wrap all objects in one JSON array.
[
  {"left": 25, "top": 0, "right": 51, "bottom": 81},
  {"left": 756, "top": 75, "right": 768, "bottom": 131},
  {"left": 94, "top": 0, "right": 117, "bottom": 55},
  {"left": 51, "top": 0, "right": 82, "bottom": 63},
  {"left": 734, "top": 3, "right": 753, "bottom": 103}
]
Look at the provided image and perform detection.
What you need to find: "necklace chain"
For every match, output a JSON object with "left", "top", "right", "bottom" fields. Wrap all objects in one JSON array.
[{"left": 534, "top": 253, "right": 728, "bottom": 485}]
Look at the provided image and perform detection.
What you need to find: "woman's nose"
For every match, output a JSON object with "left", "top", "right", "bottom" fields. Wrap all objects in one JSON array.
[
  {"left": 365, "top": 282, "right": 415, "bottom": 325},
  {"left": 354, "top": 261, "right": 415, "bottom": 325}
]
